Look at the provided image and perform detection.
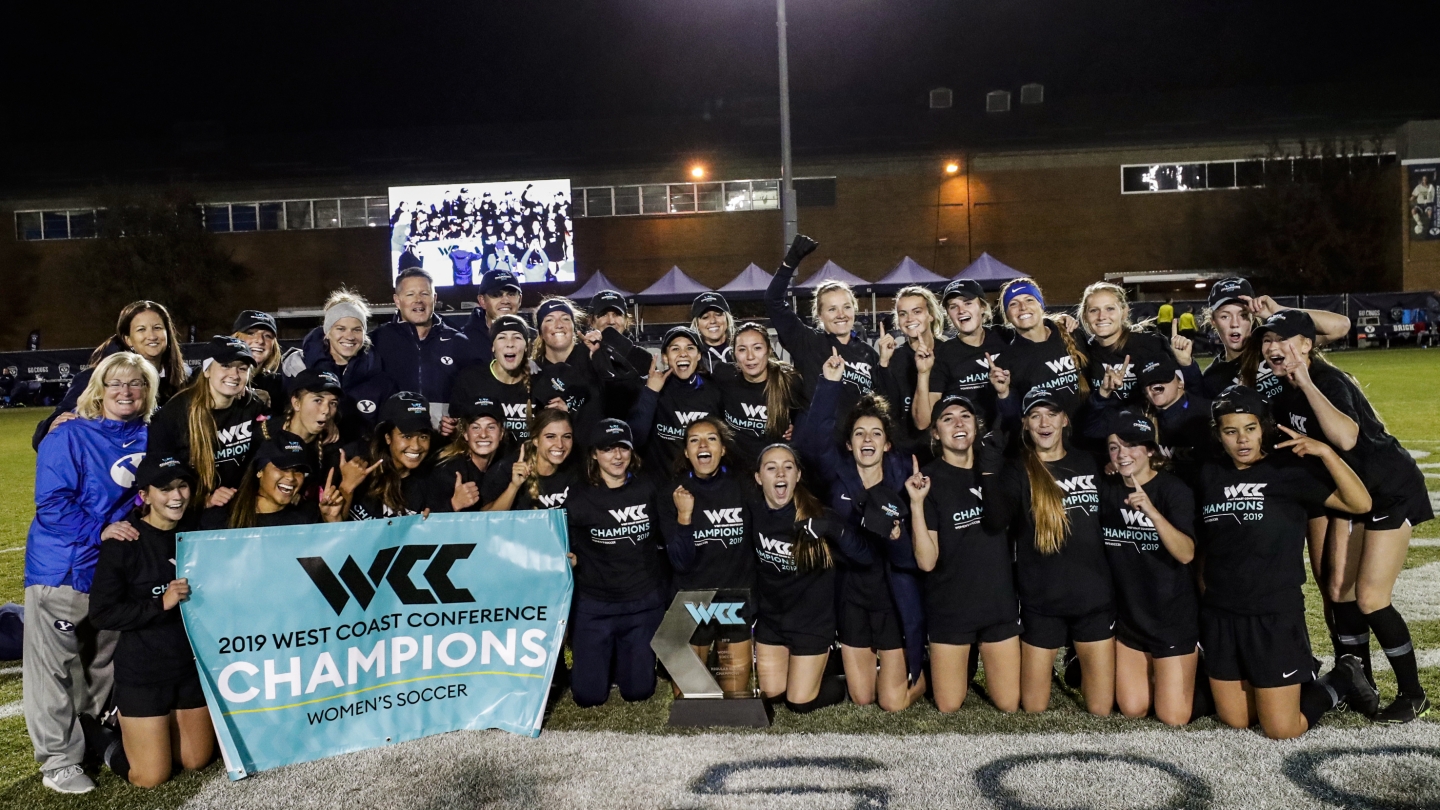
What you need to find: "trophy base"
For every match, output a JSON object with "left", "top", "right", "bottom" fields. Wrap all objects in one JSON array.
[{"left": 668, "top": 696, "right": 772, "bottom": 728}]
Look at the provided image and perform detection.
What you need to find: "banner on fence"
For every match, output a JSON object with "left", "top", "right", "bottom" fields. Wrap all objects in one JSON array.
[
  {"left": 177, "top": 511, "right": 572, "bottom": 779},
  {"left": 1409, "top": 162, "right": 1440, "bottom": 240}
]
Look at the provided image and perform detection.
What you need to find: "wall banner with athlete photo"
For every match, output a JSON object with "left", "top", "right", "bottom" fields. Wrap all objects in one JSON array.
[
  {"left": 1406, "top": 161, "right": 1440, "bottom": 240},
  {"left": 388, "top": 179, "right": 574, "bottom": 286},
  {"left": 177, "top": 511, "right": 572, "bottom": 779}
]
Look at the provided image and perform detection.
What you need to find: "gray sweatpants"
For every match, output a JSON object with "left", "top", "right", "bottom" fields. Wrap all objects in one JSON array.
[{"left": 22, "top": 584, "right": 118, "bottom": 772}]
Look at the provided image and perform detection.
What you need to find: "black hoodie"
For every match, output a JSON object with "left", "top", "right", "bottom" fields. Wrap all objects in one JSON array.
[
  {"left": 147, "top": 388, "right": 266, "bottom": 492},
  {"left": 657, "top": 469, "right": 756, "bottom": 591},
  {"left": 566, "top": 472, "right": 668, "bottom": 604}
]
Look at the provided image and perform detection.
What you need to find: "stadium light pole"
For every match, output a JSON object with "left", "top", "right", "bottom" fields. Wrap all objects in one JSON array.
[{"left": 777, "top": 0, "right": 798, "bottom": 250}]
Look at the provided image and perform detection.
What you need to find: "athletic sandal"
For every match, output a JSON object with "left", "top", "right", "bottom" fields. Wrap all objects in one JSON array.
[
  {"left": 1331, "top": 655, "right": 1380, "bottom": 718},
  {"left": 42, "top": 764, "right": 95, "bottom": 794},
  {"left": 1374, "top": 693, "right": 1431, "bottom": 724}
]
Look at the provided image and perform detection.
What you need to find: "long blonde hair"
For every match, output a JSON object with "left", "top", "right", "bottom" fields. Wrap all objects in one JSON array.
[
  {"left": 182, "top": 367, "right": 254, "bottom": 502},
  {"left": 75, "top": 352, "right": 160, "bottom": 421},
  {"left": 893, "top": 285, "right": 946, "bottom": 343},
  {"left": 1075, "top": 281, "right": 1137, "bottom": 349},
  {"left": 522, "top": 408, "right": 573, "bottom": 503},
  {"left": 1021, "top": 427, "right": 1070, "bottom": 555}
]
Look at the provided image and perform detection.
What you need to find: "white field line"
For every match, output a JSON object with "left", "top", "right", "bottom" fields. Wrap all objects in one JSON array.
[
  {"left": 0, "top": 546, "right": 24, "bottom": 554},
  {"left": 0, "top": 701, "right": 20, "bottom": 719}
]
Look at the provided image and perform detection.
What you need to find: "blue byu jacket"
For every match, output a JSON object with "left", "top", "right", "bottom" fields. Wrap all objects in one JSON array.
[
  {"left": 26, "top": 416, "right": 148, "bottom": 593},
  {"left": 369, "top": 314, "right": 474, "bottom": 403}
]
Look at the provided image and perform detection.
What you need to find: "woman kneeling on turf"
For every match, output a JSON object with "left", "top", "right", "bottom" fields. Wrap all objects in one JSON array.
[
  {"left": 907, "top": 394, "right": 1021, "bottom": 713},
  {"left": 1198, "top": 385, "right": 1373, "bottom": 739},
  {"left": 88, "top": 455, "right": 215, "bottom": 787},
  {"left": 1099, "top": 409, "right": 1199, "bottom": 726}
]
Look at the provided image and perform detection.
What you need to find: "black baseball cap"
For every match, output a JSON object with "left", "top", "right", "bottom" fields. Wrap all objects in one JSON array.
[
  {"left": 285, "top": 367, "right": 342, "bottom": 397},
  {"left": 1136, "top": 357, "right": 1181, "bottom": 389},
  {"left": 930, "top": 392, "right": 980, "bottom": 427},
  {"left": 1211, "top": 384, "right": 1270, "bottom": 422},
  {"left": 589, "top": 290, "right": 628, "bottom": 317},
  {"left": 1207, "top": 277, "right": 1254, "bottom": 311},
  {"left": 1254, "top": 309, "right": 1316, "bottom": 342},
  {"left": 531, "top": 363, "right": 583, "bottom": 406},
  {"left": 662, "top": 325, "right": 701, "bottom": 352},
  {"left": 377, "top": 391, "right": 433, "bottom": 434},
  {"left": 590, "top": 418, "right": 634, "bottom": 449},
  {"left": 942, "top": 278, "right": 985, "bottom": 303},
  {"left": 233, "top": 310, "right": 278, "bottom": 335},
  {"left": 1109, "top": 408, "right": 1158, "bottom": 447},
  {"left": 252, "top": 432, "right": 313, "bottom": 473},
  {"left": 134, "top": 455, "right": 196, "bottom": 490},
  {"left": 454, "top": 394, "right": 506, "bottom": 422},
  {"left": 1021, "top": 387, "right": 1064, "bottom": 415},
  {"left": 206, "top": 335, "right": 257, "bottom": 366},
  {"left": 489, "top": 314, "right": 531, "bottom": 342},
  {"left": 861, "top": 483, "right": 910, "bottom": 535},
  {"left": 690, "top": 292, "right": 730, "bottom": 319},
  {"left": 478, "top": 269, "right": 522, "bottom": 296}
]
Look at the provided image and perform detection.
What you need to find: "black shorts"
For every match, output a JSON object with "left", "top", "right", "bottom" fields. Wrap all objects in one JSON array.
[
  {"left": 1363, "top": 463, "right": 1434, "bottom": 532},
  {"left": 754, "top": 616, "right": 834, "bottom": 657},
  {"left": 838, "top": 601, "right": 904, "bottom": 651},
  {"left": 1116, "top": 620, "right": 1197, "bottom": 659},
  {"left": 115, "top": 670, "right": 206, "bottom": 718},
  {"left": 1020, "top": 606, "right": 1116, "bottom": 650},
  {"left": 1200, "top": 607, "right": 1315, "bottom": 689},
  {"left": 928, "top": 615, "right": 1022, "bottom": 647}
]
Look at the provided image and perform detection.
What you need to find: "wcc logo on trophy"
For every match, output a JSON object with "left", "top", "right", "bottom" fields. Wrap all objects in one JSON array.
[{"left": 651, "top": 588, "right": 770, "bottom": 727}]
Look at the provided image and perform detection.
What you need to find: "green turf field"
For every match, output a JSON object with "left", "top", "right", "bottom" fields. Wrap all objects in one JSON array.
[{"left": 0, "top": 347, "right": 1435, "bottom": 807}]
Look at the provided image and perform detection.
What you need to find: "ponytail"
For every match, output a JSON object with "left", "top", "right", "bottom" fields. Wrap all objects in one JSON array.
[
  {"left": 1021, "top": 432, "right": 1070, "bottom": 555},
  {"left": 183, "top": 379, "right": 221, "bottom": 503},
  {"left": 736, "top": 322, "right": 803, "bottom": 439},
  {"left": 791, "top": 485, "right": 833, "bottom": 573},
  {"left": 1054, "top": 320, "right": 1091, "bottom": 397}
]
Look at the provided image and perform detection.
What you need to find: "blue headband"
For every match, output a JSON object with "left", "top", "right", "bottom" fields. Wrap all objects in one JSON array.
[
  {"left": 535, "top": 299, "right": 575, "bottom": 324},
  {"left": 1002, "top": 281, "right": 1044, "bottom": 311}
]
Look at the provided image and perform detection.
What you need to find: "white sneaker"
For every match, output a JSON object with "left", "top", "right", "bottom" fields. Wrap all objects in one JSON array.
[{"left": 42, "top": 764, "right": 95, "bottom": 794}]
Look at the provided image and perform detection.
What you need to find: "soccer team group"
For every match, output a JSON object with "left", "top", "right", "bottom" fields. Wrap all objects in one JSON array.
[{"left": 18, "top": 234, "right": 1432, "bottom": 793}]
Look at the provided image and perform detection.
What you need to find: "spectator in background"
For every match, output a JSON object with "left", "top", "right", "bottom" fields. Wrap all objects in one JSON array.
[
  {"left": 24, "top": 351, "right": 158, "bottom": 795},
  {"left": 369, "top": 268, "right": 473, "bottom": 436},
  {"left": 1177, "top": 306, "right": 1199, "bottom": 341},
  {"left": 462, "top": 269, "right": 524, "bottom": 362},
  {"left": 1157, "top": 297, "right": 1175, "bottom": 330},
  {"left": 33, "top": 301, "right": 189, "bottom": 450}
]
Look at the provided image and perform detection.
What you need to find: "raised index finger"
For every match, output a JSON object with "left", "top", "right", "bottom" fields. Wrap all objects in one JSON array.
[{"left": 912, "top": 454, "right": 920, "bottom": 475}]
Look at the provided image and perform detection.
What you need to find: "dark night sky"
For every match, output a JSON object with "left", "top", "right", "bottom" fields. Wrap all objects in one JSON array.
[{"left": 1, "top": 0, "right": 1432, "bottom": 150}]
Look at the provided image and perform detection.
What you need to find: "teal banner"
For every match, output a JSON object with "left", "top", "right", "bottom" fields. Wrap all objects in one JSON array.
[{"left": 177, "top": 511, "right": 572, "bottom": 779}]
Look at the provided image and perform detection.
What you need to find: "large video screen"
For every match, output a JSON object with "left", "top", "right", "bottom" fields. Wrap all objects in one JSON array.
[{"left": 387, "top": 179, "right": 574, "bottom": 286}]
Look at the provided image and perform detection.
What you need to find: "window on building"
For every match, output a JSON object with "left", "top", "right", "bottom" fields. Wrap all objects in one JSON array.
[
  {"left": 640, "top": 185, "right": 667, "bottom": 215},
  {"left": 614, "top": 186, "right": 641, "bottom": 216},
  {"left": 67, "top": 210, "right": 97, "bottom": 239},
  {"left": 1121, "top": 154, "right": 1393, "bottom": 194},
  {"left": 259, "top": 202, "right": 284, "bottom": 230},
  {"left": 285, "top": 200, "right": 313, "bottom": 230},
  {"left": 203, "top": 205, "right": 231, "bottom": 233},
  {"left": 314, "top": 199, "right": 340, "bottom": 229},
  {"left": 230, "top": 204, "right": 258, "bottom": 232}
]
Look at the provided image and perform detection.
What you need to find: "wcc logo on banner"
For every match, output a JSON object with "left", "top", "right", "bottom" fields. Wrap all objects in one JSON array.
[{"left": 178, "top": 511, "right": 572, "bottom": 780}]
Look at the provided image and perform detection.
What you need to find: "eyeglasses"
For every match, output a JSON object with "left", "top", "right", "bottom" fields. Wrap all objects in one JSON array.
[{"left": 104, "top": 380, "right": 149, "bottom": 391}]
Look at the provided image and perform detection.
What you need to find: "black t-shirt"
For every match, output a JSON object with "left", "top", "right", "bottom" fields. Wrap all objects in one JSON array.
[
  {"left": 566, "top": 473, "right": 667, "bottom": 602},
  {"left": 199, "top": 500, "right": 324, "bottom": 529},
  {"left": 426, "top": 454, "right": 492, "bottom": 513},
  {"left": 930, "top": 329, "right": 1009, "bottom": 426},
  {"left": 1085, "top": 331, "right": 1173, "bottom": 403},
  {"left": 349, "top": 470, "right": 430, "bottom": 521},
  {"left": 717, "top": 371, "right": 803, "bottom": 470},
  {"left": 147, "top": 389, "right": 266, "bottom": 492},
  {"left": 640, "top": 375, "right": 724, "bottom": 474},
  {"left": 1196, "top": 454, "right": 1333, "bottom": 615},
  {"left": 995, "top": 325, "right": 1085, "bottom": 416},
  {"left": 448, "top": 363, "right": 532, "bottom": 442},
  {"left": 750, "top": 500, "right": 843, "bottom": 639},
  {"left": 1269, "top": 362, "right": 1412, "bottom": 489},
  {"left": 88, "top": 516, "right": 195, "bottom": 686},
  {"left": 920, "top": 459, "right": 1018, "bottom": 630},
  {"left": 1202, "top": 357, "right": 1283, "bottom": 401},
  {"left": 983, "top": 450, "right": 1111, "bottom": 617},
  {"left": 657, "top": 470, "right": 756, "bottom": 592},
  {"left": 1099, "top": 471, "right": 1198, "bottom": 640},
  {"left": 481, "top": 450, "right": 579, "bottom": 510}
]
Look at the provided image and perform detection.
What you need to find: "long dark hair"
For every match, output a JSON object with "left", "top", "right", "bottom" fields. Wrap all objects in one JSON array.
[
  {"left": 94, "top": 301, "right": 187, "bottom": 384},
  {"left": 226, "top": 461, "right": 303, "bottom": 529},
  {"left": 758, "top": 443, "right": 830, "bottom": 572},
  {"left": 734, "top": 322, "right": 803, "bottom": 439},
  {"left": 365, "top": 424, "right": 431, "bottom": 515}
]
